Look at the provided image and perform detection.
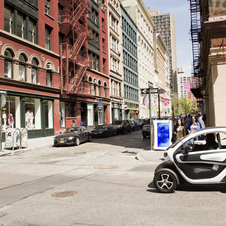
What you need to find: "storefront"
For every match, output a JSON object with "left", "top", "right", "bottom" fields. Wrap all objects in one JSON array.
[
  {"left": 1, "top": 91, "right": 55, "bottom": 141},
  {"left": 111, "top": 102, "right": 123, "bottom": 121}
]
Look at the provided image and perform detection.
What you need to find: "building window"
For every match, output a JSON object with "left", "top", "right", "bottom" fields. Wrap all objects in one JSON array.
[
  {"left": 4, "top": 7, "right": 13, "bottom": 33},
  {"left": 45, "top": 100, "right": 53, "bottom": 128},
  {"left": 4, "top": 49, "right": 13, "bottom": 79},
  {"left": 102, "top": 38, "right": 105, "bottom": 52},
  {"left": 45, "top": 0, "right": 50, "bottom": 15},
  {"left": 46, "top": 71, "right": 52, "bottom": 87},
  {"left": 98, "top": 80, "right": 101, "bottom": 96},
  {"left": 104, "top": 82, "right": 107, "bottom": 97},
  {"left": 102, "top": 18, "right": 104, "bottom": 31},
  {"left": 31, "top": 58, "right": 38, "bottom": 84},
  {"left": 45, "top": 27, "right": 51, "bottom": 50},
  {"left": 17, "top": 13, "right": 26, "bottom": 38},
  {"left": 25, "top": 97, "right": 41, "bottom": 130},
  {"left": 28, "top": 19, "right": 36, "bottom": 43},
  {"left": 26, "top": 0, "right": 36, "bottom": 6},
  {"left": 60, "top": 101, "right": 65, "bottom": 127},
  {"left": 87, "top": 104, "right": 93, "bottom": 126},
  {"left": 103, "top": 59, "right": 106, "bottom": 74},
  {"left": 19, "top": 54, "right": 27, "bottom": 81}
]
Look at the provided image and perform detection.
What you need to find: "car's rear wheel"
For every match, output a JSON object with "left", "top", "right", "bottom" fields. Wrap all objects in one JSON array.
[
  {"left": 153, "top": 170, "right": 177, "bottom": 193},
  {"left": 88, "top": 135, "right": 92, "bottom": 142},
  {"left": 75, "top": 137, "right": 80, "bottom": 146}
]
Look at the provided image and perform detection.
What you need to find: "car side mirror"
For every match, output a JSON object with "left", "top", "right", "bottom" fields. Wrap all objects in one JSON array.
[{"left": 182, "top": 145, "right": 193, "bottom": 154}]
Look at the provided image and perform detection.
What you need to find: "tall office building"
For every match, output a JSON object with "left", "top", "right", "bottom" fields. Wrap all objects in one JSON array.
[{"left": 149, "top": 9, "right": 177, "bottom": 94}]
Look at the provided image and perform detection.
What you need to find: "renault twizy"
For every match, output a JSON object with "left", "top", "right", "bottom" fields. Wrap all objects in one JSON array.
[{"left": 153, "top": 127, "right": 226, "bottom": 193}]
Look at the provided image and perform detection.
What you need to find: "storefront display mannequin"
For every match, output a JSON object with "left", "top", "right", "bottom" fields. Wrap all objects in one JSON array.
[
  {"left": 30, "top": 111, "right": 34, "bottom": 128},
  {"left": 8, "top": 113, "right": 14, "bottom": 128},
  {"left": 25, "top": 110, "right": 31, "bottom": 128},
  {"left": 2, "top": 111, "right": 7, "bottom": 131}
]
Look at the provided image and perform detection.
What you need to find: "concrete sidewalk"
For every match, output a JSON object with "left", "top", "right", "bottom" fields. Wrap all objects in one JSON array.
[
  {"left": 0, "top": 136, "right": 54, "bottom": 157},
  {"left": 136, "top": 149, "right": 164, "bottom": 162}
]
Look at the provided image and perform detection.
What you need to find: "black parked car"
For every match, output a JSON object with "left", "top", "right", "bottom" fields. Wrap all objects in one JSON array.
[
  {"left": 91, "top": 124, "right": 117, "bottom": 138},
  {"left": 112, "top": 120, "right": 131, "bottom": 134},
  {"left": 130, "top": 120, "right": 140, "bottom": 131},
  {"left": 137, "top": 119, "right": 148, "bottom": 129},
  {"left": 54, "top": 126, "right": 92, "bottom": 147}
]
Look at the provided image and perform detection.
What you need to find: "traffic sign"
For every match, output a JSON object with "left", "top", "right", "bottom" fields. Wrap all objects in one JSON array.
[{"left": 141, "top": 88, "right": 158, "bottom": 94}]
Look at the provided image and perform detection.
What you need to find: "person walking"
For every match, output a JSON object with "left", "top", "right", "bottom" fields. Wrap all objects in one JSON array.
[
  {"left": 197, "top": 113, "right": 205, "bottom": 129},
  {"left": 172, "top": 118, "right": 186, "bottom": 143},
  {"left": 187, "top": 115, "right": 200, "bottom": 134}
]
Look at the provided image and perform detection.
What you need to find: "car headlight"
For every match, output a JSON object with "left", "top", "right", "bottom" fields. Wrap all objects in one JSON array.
[{"left": 68, "top": 137, "right": 74, "bottom": 140}]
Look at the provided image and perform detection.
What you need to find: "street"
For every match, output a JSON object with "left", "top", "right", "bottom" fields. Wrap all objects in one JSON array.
[{"left": 0, "top": 130, "right": 226, "bottom": 226}]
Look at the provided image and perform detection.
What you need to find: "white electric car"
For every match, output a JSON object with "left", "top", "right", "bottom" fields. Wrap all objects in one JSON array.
[{"left": 153, "top": 127, "right": 226, "bottom": 193}]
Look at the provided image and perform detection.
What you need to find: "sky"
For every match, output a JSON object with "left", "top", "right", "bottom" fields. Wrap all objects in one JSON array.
[{"left": 143, "top": 0, "right": 192, "bottom": 76}]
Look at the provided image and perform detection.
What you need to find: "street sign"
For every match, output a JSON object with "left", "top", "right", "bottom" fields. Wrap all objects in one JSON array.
[
  {"left": 158, "top": 89, "right": 165, "bottom": 94},
  {"left": 141, "top": 88, "right": 158, "bottom": 94}
]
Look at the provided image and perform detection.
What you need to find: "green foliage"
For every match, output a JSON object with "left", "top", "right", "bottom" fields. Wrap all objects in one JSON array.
[{"left": 177, "top": 98, "right": 198, "bottom": 115}]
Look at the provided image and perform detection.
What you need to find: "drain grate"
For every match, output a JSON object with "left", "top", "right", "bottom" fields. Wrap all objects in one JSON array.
[
  {"left": 52, "top": 191, "right": 78, "bottom": 198},
  {"left": 94, "top": 165, "right": 118, "bottom": 169}
]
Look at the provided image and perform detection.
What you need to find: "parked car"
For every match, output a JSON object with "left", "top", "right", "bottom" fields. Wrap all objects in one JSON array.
[
  {"left": 53, "top": 126, "right": 92, "bottom": 147},
  {"left": 112, "top": 120, "right": 131, "bottom": 134},
  {"left": 137, "top": 118, "right": 148, "bottom": 129},
  {"left": 153, "top": 127, "right": 226, "bottom": 193},
  {"left": 130, "top": 120, "right": 140, "bottom": 131},
  {"left": 91, "top": 124, "right": 117, "bottom": 138}
]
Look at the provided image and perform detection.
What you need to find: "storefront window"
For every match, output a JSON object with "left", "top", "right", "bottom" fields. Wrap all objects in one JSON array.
[
  {"left": 2, "top": 96, "right": 20, "bottom": 132},
  {"left": 98, "top": 110, "right": 103, "bottom": 125},
  {"left": 25, "top": 97, "right": 41, "bottom": 130},
  {"left": 87, "top": 104, "right": 93, "bottom": 126},
  {"left": 60, "top": 101, "right": 65, "bottom": 127},
  {"left": 45, "top": 100, "right": 53, "bottom": 128}
]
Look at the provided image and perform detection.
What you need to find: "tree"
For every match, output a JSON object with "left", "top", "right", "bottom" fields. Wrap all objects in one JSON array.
[{"left": 178, "top": 97, "right": 198, "bottom": 115}]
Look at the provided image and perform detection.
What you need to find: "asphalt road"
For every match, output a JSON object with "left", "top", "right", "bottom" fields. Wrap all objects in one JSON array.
[{"left": 0, "top": 130, "right": 226, "bottom": 226}]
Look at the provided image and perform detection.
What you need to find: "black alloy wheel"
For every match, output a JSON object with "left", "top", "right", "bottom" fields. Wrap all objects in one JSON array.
[
  {"left": 153, "top": 170, "right": 177, "bottom": 193},
  {"left": 75, "top": 137, "right": 80, "bottom": 146}
]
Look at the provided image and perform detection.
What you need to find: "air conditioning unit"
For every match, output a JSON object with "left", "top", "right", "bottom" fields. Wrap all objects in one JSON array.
[{"left": 46, "top": 64, "right": 52, "bottom": 70}]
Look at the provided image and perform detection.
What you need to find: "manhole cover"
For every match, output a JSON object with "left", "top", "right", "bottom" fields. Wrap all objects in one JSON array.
[
  {"left": 52, "top": 191, "right": 78, "bottom": 198},
  {"left": 74, "top": 152, "right": 86, "bottom": 155},
  {"left": 94, "top": 165, "right": 118, "bottom": 169}
]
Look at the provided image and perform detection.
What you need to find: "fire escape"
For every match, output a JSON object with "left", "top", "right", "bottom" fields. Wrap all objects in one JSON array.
[
  {"left": 59, "top": 0, "right": 93, "bottom": 96},
  {"left": 189, "top": 0, "right": 203, "bottom": 99}
]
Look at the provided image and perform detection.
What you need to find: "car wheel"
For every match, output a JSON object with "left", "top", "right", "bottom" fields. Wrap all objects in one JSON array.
[
  {"left": 88, "top": 135, "right": 92, "bottom": 142},
  {"left": 153, "top": 170, "right": 177, "bottom": 193},
  {"left": 129, "top": 128, "right": 132, "bottom": 133},
  {"left": 75, "top": 137, "right": 80, "bottom": 146},
  {"left": 143, "top": 135, "right": 146, "bottom": 139}
]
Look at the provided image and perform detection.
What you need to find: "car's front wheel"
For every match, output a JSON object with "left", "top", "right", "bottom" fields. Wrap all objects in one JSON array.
[
  {"left": 75, "top": 137, "right": 80, "bottom": 146},
  {"left": 153, "top": 170, "right": 177, "bottom": 193}
]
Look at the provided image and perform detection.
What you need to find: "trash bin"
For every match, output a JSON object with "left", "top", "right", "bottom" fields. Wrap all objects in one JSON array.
[
  {"left": 19, "top": 128, "right": 28, "bottom": 148},
  {"left": 5, "top": 128, "right": 20, "bottom": 150}
]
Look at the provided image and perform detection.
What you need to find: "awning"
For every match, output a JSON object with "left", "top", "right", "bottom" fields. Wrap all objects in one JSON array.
[{"left": 191, "top": 88, "right": 203, "bottom": 99}]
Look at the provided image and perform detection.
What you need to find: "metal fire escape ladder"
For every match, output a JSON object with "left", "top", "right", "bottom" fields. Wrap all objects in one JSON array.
[{"left": 190, "top": 0, "right": 201, "bottom": 77}]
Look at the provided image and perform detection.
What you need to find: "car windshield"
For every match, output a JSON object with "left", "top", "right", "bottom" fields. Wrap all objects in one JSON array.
[
  {"left": 62, "top": 127, "right": 79, "bottom": 133},
  {"left": 112, "top": 121, "right": 123, "bottom": 125},
  {"left": 95, "top": 125, "right": 107, "bottom": 129}
]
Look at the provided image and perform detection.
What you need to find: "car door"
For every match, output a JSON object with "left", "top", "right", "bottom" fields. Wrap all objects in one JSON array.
[
  {"left": 78, "top": 127, "right": 85, "bottom": 142},
  {"left": 173, "top": 132, "right": 226, "bottom": 180},
  {"left": 83, "top": 126, "right": 89, "bottom": 141}
]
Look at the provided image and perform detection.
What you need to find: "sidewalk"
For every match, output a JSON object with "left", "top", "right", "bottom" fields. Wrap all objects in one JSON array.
[
  {"left": 0, "top": 136, "right": 54, "bottom": 157},
  {"left": 136, "top": 149, "right": 164, "bottom": 162}
]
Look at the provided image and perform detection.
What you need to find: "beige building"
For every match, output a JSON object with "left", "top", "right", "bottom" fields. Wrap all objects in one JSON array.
[
  {"left": 122, "top": 0, "right": 155, "bottom": 118},
  {"left": 108, "top": 0, "right": 124, "bottom": 122},
  {"left": 149, "top": 9, "right": 177, "bottom": 95},
  {"left": 190, "top": 0, "right": 226, "bottom": 127},
  {"left": 153, "top": 33, "right": 171, "bottom": 118}
]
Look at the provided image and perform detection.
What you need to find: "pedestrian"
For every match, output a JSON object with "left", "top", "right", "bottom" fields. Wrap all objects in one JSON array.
[
  {"left": 187, "top": 115, "right": 200, "bottom": 134},
  {"left": 197, "top": 113, "right": 205, "bottom": 129},
  {"left": 172, "top": 118, "right": 186, "bottom": 143},
  {"left": 71, "top": 119, "right": 76, "bottom": 127},
  {"left": 79, "top": 121, "right": 83, "bottom": 126}
]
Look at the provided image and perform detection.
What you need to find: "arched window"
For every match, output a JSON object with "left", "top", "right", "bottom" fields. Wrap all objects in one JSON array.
[
  {"left": 31, "top": 58, "right": 38, "bottom": 84},
  {"left": 4, "top": 49, "right": 13, "bottom": 78},
  {"left": 93, "top": 79, "right": 97, "bottom": 96},
  {"left": 104, "top": 82, "right": 107, "bottom": 97},
  {"left": 19, "top": 54, "right": 27, "bottom": 81},
  {"left": 98, "top": 80, "right": 101, "bottom": 96},
  {"left": 88, "top": 77, "right": 92, "bottom": 95}
]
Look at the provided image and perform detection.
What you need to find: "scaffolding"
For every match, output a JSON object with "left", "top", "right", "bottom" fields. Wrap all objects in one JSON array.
[
  {"left": 189, "top": 0, "right": 202, "bottom": 77},
  {"left": 59, "top": 0, "right": 93, "bottom": 96}
]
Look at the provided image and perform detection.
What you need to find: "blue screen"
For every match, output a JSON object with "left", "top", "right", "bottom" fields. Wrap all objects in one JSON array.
[{"left": 157, "top": 122, "right": 170, "bottom": 147}]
